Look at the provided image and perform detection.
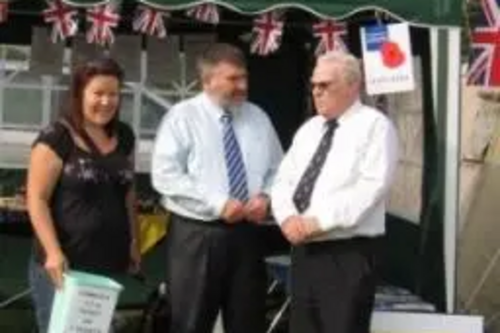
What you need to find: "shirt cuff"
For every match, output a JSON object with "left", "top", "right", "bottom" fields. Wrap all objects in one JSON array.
[
  {"left": 306, "top": 203, "right": 335, "bottom": 232},
  {"left": 272, "top": 204, "right": 297, "bottom": 226},
  {"left": 317, "top": 216, "right": 334, "bottom": 231},
  {"left": 209, "top": 193, "right": 229, "bottom": 218}
]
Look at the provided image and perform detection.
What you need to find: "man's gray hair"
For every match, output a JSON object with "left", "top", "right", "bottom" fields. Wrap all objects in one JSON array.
[
  {"left": 317, "top": 51, "right": 362, "bottom": 85},
  {"left": 197, "top": 43, "right": 246, "bottom": 80}
]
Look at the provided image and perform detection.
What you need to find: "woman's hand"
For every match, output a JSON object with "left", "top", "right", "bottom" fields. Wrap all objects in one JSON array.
[{"left": 44, "top": 250, "right": 67, "bottom": 289}]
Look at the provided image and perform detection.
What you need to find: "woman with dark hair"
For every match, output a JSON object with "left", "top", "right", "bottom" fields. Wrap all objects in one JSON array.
[{"left": 26, "top": 57, "right": 140, "bottom": 333}]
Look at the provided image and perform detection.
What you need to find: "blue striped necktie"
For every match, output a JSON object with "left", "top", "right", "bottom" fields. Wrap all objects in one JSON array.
[{"left": 221, "top": 112, "right": 249, "bottom": 202}]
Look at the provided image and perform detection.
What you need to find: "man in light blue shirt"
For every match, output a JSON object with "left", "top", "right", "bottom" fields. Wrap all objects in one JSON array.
[{"left": 151, "top": 43, "right": 283, "bottom": 333}]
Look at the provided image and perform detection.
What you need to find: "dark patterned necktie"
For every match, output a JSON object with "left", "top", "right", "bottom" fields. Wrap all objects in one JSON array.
[
  {"left": 293, "top": 119, "right": 338, "bottom": 213},
  {"left": 221, "top": 112, "right": 249, "bottom": 202}
]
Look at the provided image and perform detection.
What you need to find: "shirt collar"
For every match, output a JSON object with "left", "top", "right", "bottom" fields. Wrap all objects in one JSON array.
[
  {"left": 200, "top": 92, "right": 242, "bottom": 121},
  {"left": 338, "top": 99, "right": 361, "bottom": 125},
  {"left": 320, "top": 99, "right": 361, "bottom": 128}
]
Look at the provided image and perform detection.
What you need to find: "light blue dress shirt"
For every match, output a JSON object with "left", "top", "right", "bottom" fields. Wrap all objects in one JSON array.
[{"left": 151, "top": 93, "right": 284, "bottom": 221}]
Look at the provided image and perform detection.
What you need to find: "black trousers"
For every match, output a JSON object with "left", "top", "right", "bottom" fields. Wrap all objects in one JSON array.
[
  {"left": 290, "top": 237, "right": 382, "bottom": 333},
  {"left": 165, "top": 214, "right": 267, "bottom": 333}
]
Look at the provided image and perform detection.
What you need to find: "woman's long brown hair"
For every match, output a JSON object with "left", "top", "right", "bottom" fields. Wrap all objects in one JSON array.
[{"left": 61, "top": 57, "right": 124, "bottom": 139}]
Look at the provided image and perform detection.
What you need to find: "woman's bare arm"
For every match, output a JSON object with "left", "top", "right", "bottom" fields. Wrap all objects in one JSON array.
[{"left": 26, "top": 143, "right": 66, "bottom": 287}]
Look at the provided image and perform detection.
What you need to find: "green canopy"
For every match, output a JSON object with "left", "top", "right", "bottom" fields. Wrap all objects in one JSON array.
[{"left": 63, "top": 0, "right": 462, "bottom": 27}]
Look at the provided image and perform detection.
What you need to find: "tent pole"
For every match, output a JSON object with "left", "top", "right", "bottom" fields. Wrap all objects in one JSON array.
[
  {"left": 443, "top": 27, "right": 461, "bottom": 314},
  {"left": 433, "top": 27, "right": 461, "bottom": 314},
  {"left": 431, "top": 27, "right": 461, "bottom": 314}
]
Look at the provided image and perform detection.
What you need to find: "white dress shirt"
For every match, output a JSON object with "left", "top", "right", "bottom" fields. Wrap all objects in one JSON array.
[
  {"left": 271, "top": 100, "right": 399, "bottom": 242},
  {"left": 151, "top": 93, "right": 283, "bottom": 221}
]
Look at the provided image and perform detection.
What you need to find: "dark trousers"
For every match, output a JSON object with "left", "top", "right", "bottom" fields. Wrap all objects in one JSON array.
[
  {"left": 290, "top": 237, "right": 382, "bottom": 333},
  {"left": 165, "top": 214, "right": 267, "bottom": 333}
]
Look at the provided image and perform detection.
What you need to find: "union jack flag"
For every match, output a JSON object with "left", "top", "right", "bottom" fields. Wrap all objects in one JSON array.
[
  {"left": 250, "top": 11, "right": 284, "bottom": 56},
  {"left": 133, "top": 5, "right": 168, "bottom": 38},
  {"left": 86, "top": 4, "right": 120, "bottom": 46},
  {"left": 467, "top": 0, "right": 500, "bottom": 87},
  {"left": 0, "top": 2, "right": 8, "bottom": 24},
  {"left": 186, "top": 4, "right": 219, "bottom": 24},
  {"left": 42, "top": 0, "right": 78, "bottom": 43},
  {"left": 313, "top": 20, "right": 348, "bottom": 55}
]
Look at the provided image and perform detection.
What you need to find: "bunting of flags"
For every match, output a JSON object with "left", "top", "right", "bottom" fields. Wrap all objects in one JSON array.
[
  {"left": 86, "top": 3, "right": 120, "bottom": 46},
  {"left": 3, "top": 1, "right": 357, "bottom": 57},
  {"left": 250, "top": 11, "right": 284, "bottom": 56},
  {"left": 313, "top": 19, "right": 348, "bottom": 55},
  {"left": 42, "top": 0, "right": 78, "bottom": 43},
  {"left": 133, "top": 5, "right": 168, "bottom": 38},
  {"left": 467, "top": 0, "right": 500, "bottom": 87}
]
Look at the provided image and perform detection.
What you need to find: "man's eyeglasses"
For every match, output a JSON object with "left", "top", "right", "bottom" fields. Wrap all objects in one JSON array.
[{"left": 310, "top": 81, "right": 334, "bottom": 92}]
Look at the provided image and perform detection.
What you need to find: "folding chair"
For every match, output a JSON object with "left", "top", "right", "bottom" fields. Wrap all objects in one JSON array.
[
  {"left": 265, "top": 255, "right": 291, "bottom": 333},
  {"left": 0, "top": 287, "right": 32, "bottom": 309},
  {"left": 0, "top": 227, "right": 36, "bottom": 331}
]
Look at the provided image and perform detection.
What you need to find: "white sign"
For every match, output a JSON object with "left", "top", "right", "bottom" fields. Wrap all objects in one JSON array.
[
  {"left": 48, "top": 272, "right": 122, "bottom": 333},
  {"left": 63, "top": 284, "right": 119, "bottom": 332},
  {"left": 371, "top": 311, "right": 483, "bottom": 332},
  {"left": 361, "top": 23, "right": 415, "bottom": 95}
]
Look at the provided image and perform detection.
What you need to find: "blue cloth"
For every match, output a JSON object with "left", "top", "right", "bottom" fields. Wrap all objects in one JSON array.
[
  {"left": 221, "top": 112, "right": 249, "bottom": 202},
  {"left": 28, "top": 258, "right": 55, "bottom": 333}
]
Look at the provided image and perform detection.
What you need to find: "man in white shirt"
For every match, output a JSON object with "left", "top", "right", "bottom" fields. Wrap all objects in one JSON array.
[
  {"left": 271, "top": 51, "right": 399, "bottom": 333},
  {"left": 151, "top": 43, "right": 283, "bottom": 333}
]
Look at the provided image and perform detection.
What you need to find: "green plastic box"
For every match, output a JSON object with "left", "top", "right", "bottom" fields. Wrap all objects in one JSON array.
[{"left": 47, "top": 270, "right": 123, "bottom": 333}]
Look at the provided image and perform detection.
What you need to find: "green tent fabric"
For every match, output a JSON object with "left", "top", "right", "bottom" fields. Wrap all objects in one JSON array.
[{"left": 63, "top": 0, "right": 462, "bottom": 26}]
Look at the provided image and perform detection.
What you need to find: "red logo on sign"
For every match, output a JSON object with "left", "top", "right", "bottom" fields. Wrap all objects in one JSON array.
[{"left": 381, "top": 41, "right": 405, "bottom": 68}]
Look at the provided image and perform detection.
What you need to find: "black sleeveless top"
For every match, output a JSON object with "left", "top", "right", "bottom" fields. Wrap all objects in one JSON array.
[{"left": 32, "top": 121, "right": 135, "bottom": 274}]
